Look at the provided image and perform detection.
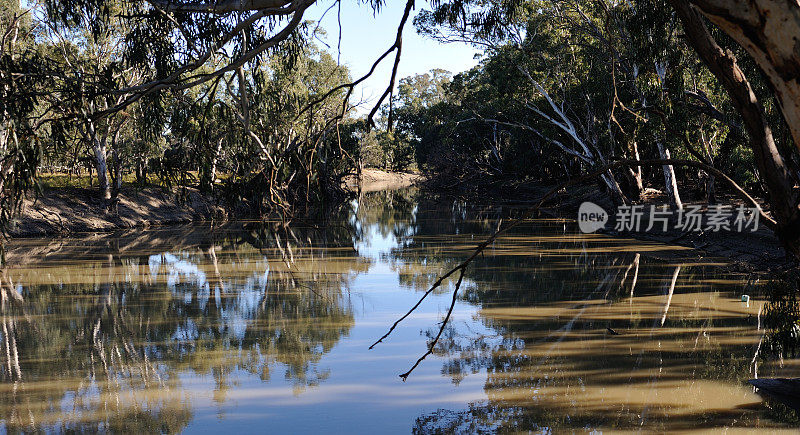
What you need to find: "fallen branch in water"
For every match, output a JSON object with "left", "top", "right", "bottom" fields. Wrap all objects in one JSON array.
[{"left": 371, "top": 158, "right": 775, "bottom": 379}]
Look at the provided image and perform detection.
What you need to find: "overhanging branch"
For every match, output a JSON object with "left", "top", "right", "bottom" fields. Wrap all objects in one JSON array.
[{"left": 147, "top": 0, "right": 293, "bottom": 14}]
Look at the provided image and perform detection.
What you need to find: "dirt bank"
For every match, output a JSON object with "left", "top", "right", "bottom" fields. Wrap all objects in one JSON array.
[
  {"left": 9, "top": 186, "right": 226, "bottom": 237},
  {"left": 344, "top": 169, "right": 423, "bottom": 193},
  {"left": 8, "top": 169, "right": 422, "bottom": 238},
  {"left": 8, "top": 171, "right": 792, "bottom": 273}
]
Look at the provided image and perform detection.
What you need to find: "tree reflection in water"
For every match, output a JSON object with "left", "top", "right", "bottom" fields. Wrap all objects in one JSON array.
[
  {"left": 0, "top": 213, "right": 368, "bottom": 432},
  {"left": 384, "top": 197, "right": 797, "bottom": 432},
  {"left": 0, "top": 190, "right": 796, "bottom": 432}
]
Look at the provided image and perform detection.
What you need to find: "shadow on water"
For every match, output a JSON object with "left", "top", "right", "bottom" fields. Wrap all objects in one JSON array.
[{"left": 0, "top": 189, "right": 797, "bottom": 432}]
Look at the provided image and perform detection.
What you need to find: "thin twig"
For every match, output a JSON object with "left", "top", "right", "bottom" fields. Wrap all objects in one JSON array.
[{"left": 398, "top": 268, "right": 465, "bottom": 381}]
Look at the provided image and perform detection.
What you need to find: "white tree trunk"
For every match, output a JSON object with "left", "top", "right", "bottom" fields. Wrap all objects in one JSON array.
[
  {"left": 93, "top": 141, "right": 111, "bottom": 200},
  {"left": 630, "top": 141, "right": 644, "bottom": 197},
  {"left": 210, "top": 137, "right": 224, "bottom": 186},
  {"left": 656, "top": 142, "right": 683, "bottom": 210},
  {"left": 597, "top": 171, "right": 627, "bottom": 205},
  {"left": 629, "top": 253, "right": 640, "bottom": 299},
  {"left": 84, "top": 118, "right": 111, "bottom": 200},
  {"left": 520, "top": 71, "right": 629, "bottom": 204},
  {"left": 660, "top": 266, "right": 682, "bottom": 327}
]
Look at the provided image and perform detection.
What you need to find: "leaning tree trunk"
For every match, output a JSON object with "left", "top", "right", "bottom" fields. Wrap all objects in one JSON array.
[
  {"left": 688, "top": 0, "right": 800, "bottom": 156},
  {"left": 671, "top": 0, "right": 800, "bottom": 258},
  {"left": 656, "top": 142, "right": 683, "bottom": 210},
  {"left": 628, "top": 140, "right": 645, "bottom": 200},
  {"left": 600, "top": 170, "right": 629, "bottom": 206}
]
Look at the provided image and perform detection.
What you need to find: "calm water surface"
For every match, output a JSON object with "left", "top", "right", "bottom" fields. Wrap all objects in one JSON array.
[{"left": 0, "top": 189, "right": 797, "bottom": 432}]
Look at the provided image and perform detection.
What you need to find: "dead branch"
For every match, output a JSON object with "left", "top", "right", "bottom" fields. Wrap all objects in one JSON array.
[
  {"left": 297, "top": 0, "right": 415, "bottom": 130},
  {"left": 398, "top": 268, "right": 465, "bottom": 381}
]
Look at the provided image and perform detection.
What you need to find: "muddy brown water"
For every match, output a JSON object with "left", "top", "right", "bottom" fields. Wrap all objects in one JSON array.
[{"left": 0, "top": 189, "right": 796, "bottom": 433}]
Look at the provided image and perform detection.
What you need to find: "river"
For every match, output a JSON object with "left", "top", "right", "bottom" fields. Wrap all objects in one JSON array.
[{"left": 0, "top": 188, "right": 796, "bottom": 432}]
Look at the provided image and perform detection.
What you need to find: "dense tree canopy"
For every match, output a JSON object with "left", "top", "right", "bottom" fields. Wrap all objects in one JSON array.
[
  {"left": 383, "top": 0, "right": 800, "bottom": 256},
  {"left": 2, "top": 0, "right": 800, "bottom": 259}
]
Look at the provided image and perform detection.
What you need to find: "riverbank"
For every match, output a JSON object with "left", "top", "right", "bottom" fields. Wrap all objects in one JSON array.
[
  {"left": 344, "top": 168, "right": 423, "bottom": 193},
  {"left": 9, "top": 186, "right": 227, "bottom": 237},
  {"left": 7, "top": 170, "right": 791, "bottom": 272},
  {"left": 8, "top": 169, "right": 423, "bottom": 238},
  {"left": 421, "top": 177, "right": 795, "bottom": 273}
]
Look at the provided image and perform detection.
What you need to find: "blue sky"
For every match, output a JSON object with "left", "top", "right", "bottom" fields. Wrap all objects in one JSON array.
[{"left": 306, "top": 1, "right": 482, "bottom": 113}]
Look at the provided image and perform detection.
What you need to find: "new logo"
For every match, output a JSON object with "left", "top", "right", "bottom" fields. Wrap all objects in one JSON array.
[{"left": 578, "top": 202, "right": 608, "bottom": 233}]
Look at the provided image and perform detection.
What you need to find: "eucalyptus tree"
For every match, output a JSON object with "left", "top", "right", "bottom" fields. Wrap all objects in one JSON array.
[
  {"left": 35, "top": 0, "right": 410, "bottom": 214},
  {"left": 1, "top": 2, "right": 49, "bottom": 265},
  {"left": 417, "top": 0, "right": 800, "bottom": 256},
  {"left": 680, "top": 0, "right": 800, "bottom": 157},
  {"left": 669, "top": 0, "right": 800, "bottom": 256},
  {"left": 217, "top": 46, "right": 356, "bottom": 214},
  {"left": 389, "top": 69, "right": 451, "bottom": 170},
  {"left": 40, "top": 0, "right": 409, "bottom": 126},
  {"left": 414, "top": 1, "right": 664, "bottom": 203},
  {"left": 31, "top": 0, "right": 145, "bottom": 201}
]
